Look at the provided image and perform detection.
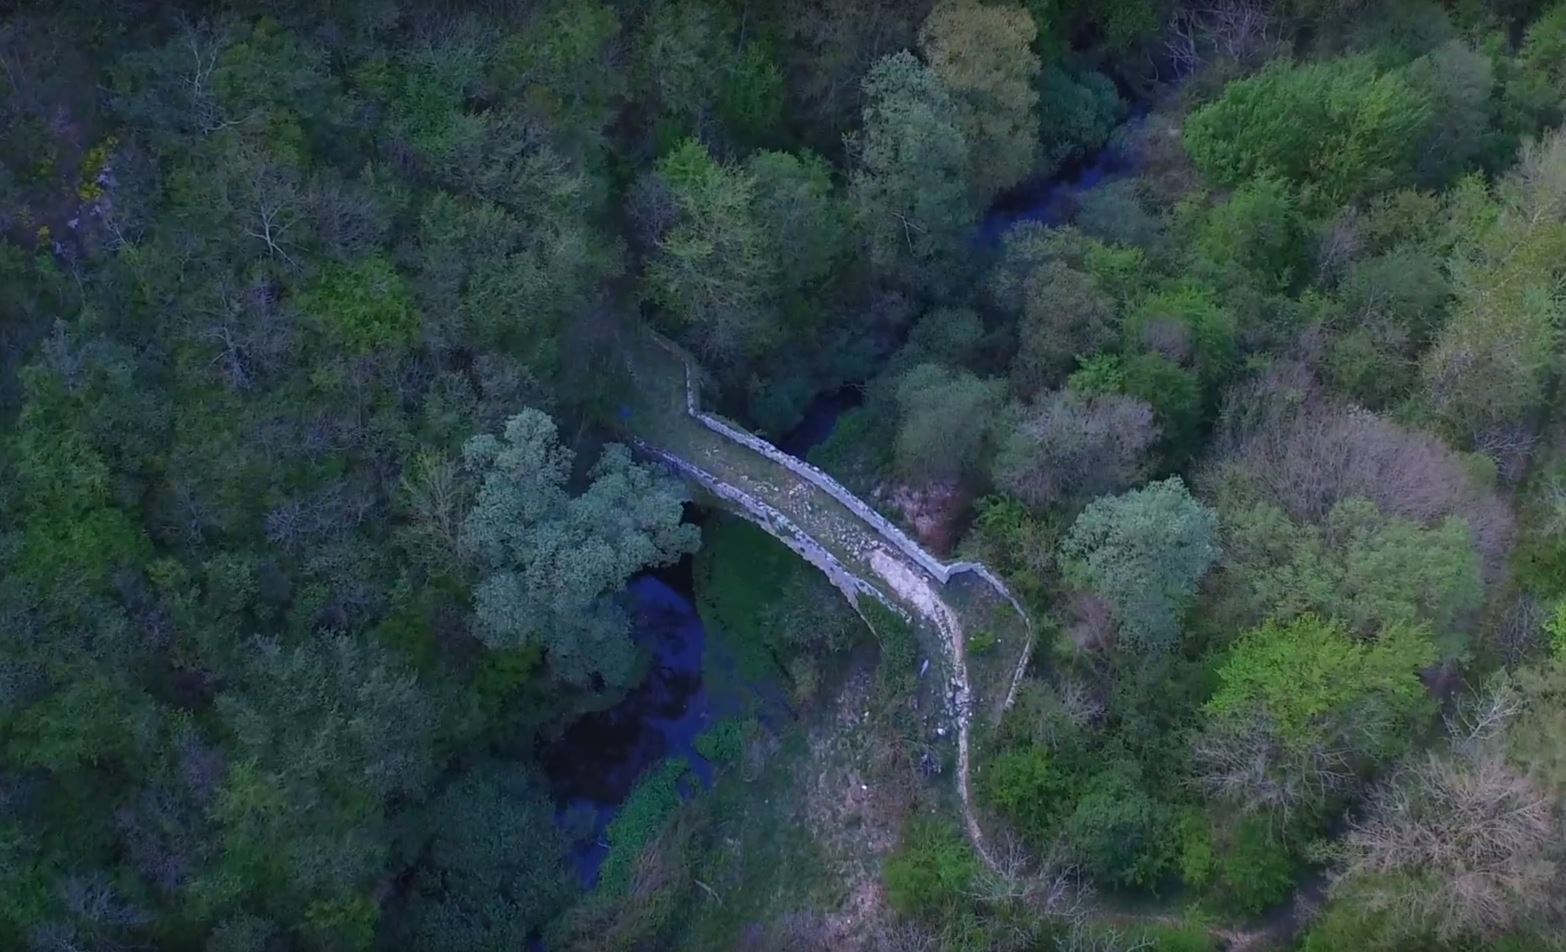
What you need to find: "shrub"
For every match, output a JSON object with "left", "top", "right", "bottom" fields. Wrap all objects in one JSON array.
[{"left": 883, "top": 817, "right": 979, "bottom": 920}]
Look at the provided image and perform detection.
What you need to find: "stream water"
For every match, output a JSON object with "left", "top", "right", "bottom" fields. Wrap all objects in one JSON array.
[{"left": 539, "top": 558, "right": 721, "bottom": 886}]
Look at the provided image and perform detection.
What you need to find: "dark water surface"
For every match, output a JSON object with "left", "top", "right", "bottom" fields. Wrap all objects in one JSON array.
[
  {"left": 540, "top": 563, "right": 719, "bottom": 886},
  {"left": 976, "top": 109, "right": 1148, "bottom": 245}
]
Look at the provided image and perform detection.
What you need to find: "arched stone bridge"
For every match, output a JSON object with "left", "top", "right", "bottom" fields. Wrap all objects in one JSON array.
[{"left": 620, "top": 331, "right": 1036, "bottom": 867}]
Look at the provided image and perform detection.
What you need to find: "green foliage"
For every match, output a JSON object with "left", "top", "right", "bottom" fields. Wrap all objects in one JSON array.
[
  {"left": 1223, "top": 499, "right": 1484, "bottom": 650},
  {"left": 1037, "top": 65, "right": 1124, "bottom": 175},
  {"left": 1419, "top": 130, "right": 1566, "bottom": 439},
  {"left": 1184, "top": 55, "right": 1434, "bottom": 203},
  {"left": 399, "top": 762, "right": 572, "bottom": 950},
  {"left": 1206, "top": 616, "right": 1436, "bottom": 759},
  {"left": 1193, "top": 177, "right": 1310, "bottom": 291},
  {"left": 1062, "top": 477, "right": 1220, "bottom": 650},
  {"left": 1120, "top": 354, "right": 1204, "bottom": 460},
  {"left": 1207, "top": 817, "right": 1296, "bottom": 916},
  {"left": 1061, "top": 763, "right": 1175, "bottom": 888},
  {"left": 646, "top": 139, "right": 774, "bottom": 359},
  {"left": 462, "top": 410, "right": 698, "bottom": 688},
  {"left": 298, "top": 256, "right": 419, "bottom": 354},
  {"left": 983, "top": 746, "right": 1068, "bottom": 844},
  {"left": 599, "top": 760, "right": 689, "bottom": 896},
  {"left": 883, "top": 817, "right": 979, "bottom": 920},
  {"left": 1124, "top": 285, "right": 1238, "bottom": 387},
  {"left": 919, "top": 0, "right": 1041, "bottom": 196},
  {"left": 1549, "top": 603, "right": 1566, "bottom": 657},
  {"left": 695, "top": 719, "right": 749, "bottom": 766},
  {"left": 851, "top": 51, "right": 976, "bottom": 291},
  {"left": 893, "top": 363, "right": 1004, "bottom": 483}
]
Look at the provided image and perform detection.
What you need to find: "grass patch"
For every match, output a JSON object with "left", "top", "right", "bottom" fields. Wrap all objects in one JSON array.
[
  {"left": 598, "top": 759, "right": 689, "bottom": 896},
  {"left": 695, "top": 512, "right": 863, "bottom": 706}
]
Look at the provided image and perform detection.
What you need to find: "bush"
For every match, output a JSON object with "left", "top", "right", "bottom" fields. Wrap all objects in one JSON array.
[
  {"left": 883, "top": 817, "right": 979, "bottom": 920},
  {"left": 695, "top": 718, "right": 748, "bottom": 766},
  {"left": 1210, "top": 817, "right": 1295, "bottom": 916},
  {"left": 982, "top": 745, "right": 1067, "bottom": 845},
  {"left": 599, "top": 760, "right": 688, "bottom": 895}
]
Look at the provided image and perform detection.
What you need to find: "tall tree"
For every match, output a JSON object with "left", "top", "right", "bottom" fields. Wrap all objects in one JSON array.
[
  {"left": 849, "top": 51, "right": 976, "bottom": 291},
  {"left": 918, "top": 0, "right": 1041, "bottom": 197},
  {"left": 460, "top": 410, "right": 699, "bottom": 689},
  {"left": 1061, "top": 477, "right": 1219, "bottom": 650}
]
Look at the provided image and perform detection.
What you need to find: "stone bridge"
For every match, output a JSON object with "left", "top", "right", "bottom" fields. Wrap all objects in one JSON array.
[{"left": 620, "top": 330, "right": 1036, "bottom": 867}]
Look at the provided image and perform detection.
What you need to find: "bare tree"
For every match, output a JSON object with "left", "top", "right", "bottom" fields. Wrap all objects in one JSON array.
[
  {"left": 400, "top": 450, "right": 471, "bottom": 568},
  {"left": 1207, "top": 376, "right": 1516, "bottom": 576},
  {"left": 1193, "top": 719, "right": 1355, "bottom": 824},
  {"left": 1336, "top": 749, "right": 1559, "bottom": 945},
  {"left": 1166, "top": 0, "right": 1280, "bottom": 73}
]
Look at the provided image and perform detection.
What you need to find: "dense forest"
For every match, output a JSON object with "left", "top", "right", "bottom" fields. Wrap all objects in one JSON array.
[{"left": 2, "top": 0, "right": 1565, "bottom": 949}]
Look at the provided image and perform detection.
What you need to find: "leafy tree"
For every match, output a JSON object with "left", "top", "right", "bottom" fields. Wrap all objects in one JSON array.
[
  {"left": 988, "top": 223, "right": 1137, "bottom": 394},
  {"left": 1323, "top": 247, "right": 1451, "bottom": 408},
  {"left": 1204, "top": 616, "right": 1436, "bottom": 765},
  {"left": 918, "top": 0, "right": 1041, "bottom": 197},
  {"left": 1123, "top": 286, "right": 1238, "bottom": 388},
  {"left": 297, "top": 256, "right": 418, "bottom": 355},
  {"left": 1407, "top": 40, "right": 1494, "bottom": 187},
  {"left": 745, "top": 149, "right": 853, "bottom": 308},
  {"left": 892, "top": 363, "right": 1004, "bottom": 483},
  {"left": 207, "top": 634, "right": 439, "bottom": 940},
  {"left": 1120, "top": 354, "right": 1204, "bottom": 462},
  {"left": 850, "top": 51, "right": 976, "bottom": 291},
  {"left": 1421, "top": 129, "right": 1566, "bottom": 442},
  {"left": 1061, "top": 477, "right": 1219, "bottom": 650},
  {"left": 1222, "top": 499, "right": 1483, "bottom": 648},
  {"left": 1192, "top": 176, "right": 1310, "bottom": 291},
  {"left": 1061, "top": 763, "right": 1174, "bottom": 888},
  {"left": 1036, "top": 65, "right": 1124, "bottom": 176},
  {"left": 1184, "top": 55, "right": 1433, "bottom": 203},
  {"left": 460, "top": 410, "right": 698, "bottom": 688},
  {"left": 993, "top": 389, "right": 1158, "bottom": 510},
  {"left": 644, "top": 140, "right": 775, "bottom": 363},
  {"left": 397, "top": 762, "right": 572, "bottom": 950}
]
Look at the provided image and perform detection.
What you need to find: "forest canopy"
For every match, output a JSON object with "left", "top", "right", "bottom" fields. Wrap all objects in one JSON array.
[{"left": 1, "top": 0, "right": 1565, "bottom": 950}]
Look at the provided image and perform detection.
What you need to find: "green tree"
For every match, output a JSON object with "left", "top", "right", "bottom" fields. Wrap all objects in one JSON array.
[
  {"left": 745, "top": 149, "right": 853, "bottom": 309},
  {"left": 645, "top": 139, "right": 775, "bottom": 363},
  {"left": 1421, "top": 129, "right": 1566, "bottom": 441},
  {"left": 1061, "top": 763, "right": 1174, "bottom": 888},
  {"left": 918, "top": 0, "right": 1041, "bottom": 197},
  {"left": 1205, "top": 616, "right": 1437, "bottom": 757},
  {"left": 1036, "top": 65, "right": 1123, "bottom": 176},
  {"left": 1222, "top": 499, "right": 1484, "bottom": 649},
  {"left": 1184, "top": 55, "right": 1434, "bottom": 203},
  {"left": 1061, "top": 477, "right": 1219, "bottom": 650},
  {"left": 397, "top": 762, "right": 572, "bottom": 950},
  {"left": 892, "top": 363, "right": 1004, "bottom": 483},
  {"left": 460, "top": 410, "right": 699, "bottom": 688},
  {"left": 850, "top": 51, "right": 976, "bottom": 291},
  {"left": 207, "top": 634, "right": 439, "bottom": 941},
  {"left": 297, "top": 256, "right": 419, "bottom": 355}
]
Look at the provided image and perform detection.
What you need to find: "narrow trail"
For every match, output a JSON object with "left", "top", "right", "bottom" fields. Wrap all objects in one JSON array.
[{"left": 622, "top": 331, "right": 1033, "bottom": 872}]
